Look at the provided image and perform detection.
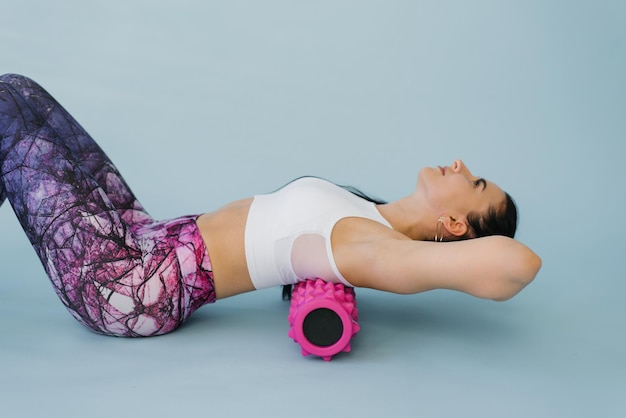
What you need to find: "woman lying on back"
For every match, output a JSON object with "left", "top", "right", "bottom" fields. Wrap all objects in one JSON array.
[{"left": 0, "top": 74, "right": 541, "bottom": 337}]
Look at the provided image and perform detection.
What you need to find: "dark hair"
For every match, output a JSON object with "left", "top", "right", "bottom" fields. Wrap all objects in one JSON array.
[{"left": 466, "top": 192, "right": 518, "bottom": 239}]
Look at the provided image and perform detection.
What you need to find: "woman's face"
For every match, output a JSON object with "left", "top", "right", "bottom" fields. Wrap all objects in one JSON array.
[{"left": 416, "top": 159, "right": 506, "bottom": 219}]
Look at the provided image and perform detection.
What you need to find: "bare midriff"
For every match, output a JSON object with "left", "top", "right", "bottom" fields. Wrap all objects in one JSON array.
[{"left": 196, "top": 198, "right": 255, "bottom": 299}]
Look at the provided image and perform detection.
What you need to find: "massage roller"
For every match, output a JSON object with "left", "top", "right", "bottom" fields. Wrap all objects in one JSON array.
[{"left": 287, "top": 278, "right": 360, "bottom": 361}]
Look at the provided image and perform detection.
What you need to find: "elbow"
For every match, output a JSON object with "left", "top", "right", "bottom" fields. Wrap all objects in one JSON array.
[
  {"left": 521, "top": 251, "right": 542, "bottom": 286},
  {"left": 531, "top": 253, "right": 543, "bottom": 277},
  {"left": 492, "top": 252, "right": 542, "bottom": 302}
]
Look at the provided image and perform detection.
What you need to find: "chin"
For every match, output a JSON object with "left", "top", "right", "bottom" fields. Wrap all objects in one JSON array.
[
  {"left": 415, "top": 167, "right": 434, "bottom": 190},
  {"left": 417, "top": 166, "right": 438, "bottom": 182},
  {"left": 417, "top": 166, "right": 433, "bottom": 179},
  {"left": 416, "top": 166, "right": 444, "bottom": 197}
]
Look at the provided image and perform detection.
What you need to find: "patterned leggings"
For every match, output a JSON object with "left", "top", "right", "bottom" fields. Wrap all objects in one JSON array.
[{"left": 0, "top": 74, "right": 216, "bottom": 337}]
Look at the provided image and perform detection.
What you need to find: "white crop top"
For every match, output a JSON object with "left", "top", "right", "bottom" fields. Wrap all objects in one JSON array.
[{"left": 244, "top": 177, "right": 391, "bottom": 289}]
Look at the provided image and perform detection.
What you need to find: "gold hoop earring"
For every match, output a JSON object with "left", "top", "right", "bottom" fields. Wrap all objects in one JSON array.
[{"left": 434, "top": 217, "right": 444, "bottom": 242}]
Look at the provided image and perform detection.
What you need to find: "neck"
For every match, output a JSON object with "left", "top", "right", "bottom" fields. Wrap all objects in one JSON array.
[{"left": 377, "top": 196, "right": 435, "bottom": 241}]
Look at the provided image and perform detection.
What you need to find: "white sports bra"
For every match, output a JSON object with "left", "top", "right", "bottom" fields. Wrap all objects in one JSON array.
[{"left": 244, "top": 177, "right": 391, "bottom": 289}]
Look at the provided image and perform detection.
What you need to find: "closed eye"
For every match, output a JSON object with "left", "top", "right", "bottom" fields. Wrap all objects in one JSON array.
[{"left": 474, "top": 178, "right": 487, "bottom": 190}]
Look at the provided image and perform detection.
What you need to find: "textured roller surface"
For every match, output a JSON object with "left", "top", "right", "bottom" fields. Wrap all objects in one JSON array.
[{"left": 287, "top": 278, "right": 360, "bottom": 361}]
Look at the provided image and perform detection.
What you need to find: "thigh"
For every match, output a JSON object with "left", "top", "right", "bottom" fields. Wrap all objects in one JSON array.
[{"left": 0, "top": 74, "right": 152, "bottom": 227}]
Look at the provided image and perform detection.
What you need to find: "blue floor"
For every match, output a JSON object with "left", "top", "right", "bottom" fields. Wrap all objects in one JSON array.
[{"left": 1, "top": 1, "right": 625, "bottom": 417}]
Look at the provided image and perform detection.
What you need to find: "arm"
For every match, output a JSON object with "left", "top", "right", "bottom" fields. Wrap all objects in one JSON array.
[{"left": 344, "top": 235, "right": 542, "bottom": 301}]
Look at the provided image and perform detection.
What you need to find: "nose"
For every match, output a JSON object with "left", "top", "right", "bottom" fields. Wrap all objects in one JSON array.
[
  {"left": 450, "top": 159, "right": 464, "bottom": 173},
  {"left": 450, "top": 159, "right": 473, "bottom": 176}
]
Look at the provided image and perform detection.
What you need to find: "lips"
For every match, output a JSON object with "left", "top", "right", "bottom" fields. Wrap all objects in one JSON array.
[{"left": 438, "top": 166, "right": 446, "bottom": 175}]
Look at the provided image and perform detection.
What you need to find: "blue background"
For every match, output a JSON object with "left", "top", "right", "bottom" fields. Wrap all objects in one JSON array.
[{"left": 1, "top": 1, "right": 624, "bottom": 417}]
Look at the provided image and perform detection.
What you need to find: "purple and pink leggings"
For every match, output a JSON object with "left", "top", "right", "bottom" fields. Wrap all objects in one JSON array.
[{"left": 0, "top": 74, "right": 216, "bottom": 337}]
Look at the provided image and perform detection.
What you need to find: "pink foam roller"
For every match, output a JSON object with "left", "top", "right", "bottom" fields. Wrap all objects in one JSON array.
[{"left": 287, "top": 278, "right": 360, "bottom": 361}]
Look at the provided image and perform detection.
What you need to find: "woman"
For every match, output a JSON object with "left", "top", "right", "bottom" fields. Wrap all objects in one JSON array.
[{"left": 0, "top": 74, "right": 541, "bottom": 337}]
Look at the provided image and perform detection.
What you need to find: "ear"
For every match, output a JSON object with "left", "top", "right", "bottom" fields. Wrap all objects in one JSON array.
[{"left": 442, "top": 215, "right": 468, "bottom": 238}]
